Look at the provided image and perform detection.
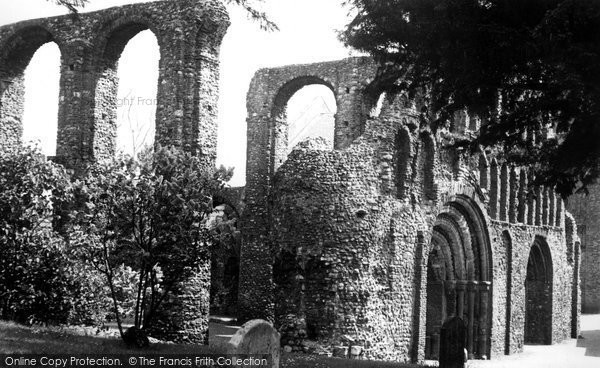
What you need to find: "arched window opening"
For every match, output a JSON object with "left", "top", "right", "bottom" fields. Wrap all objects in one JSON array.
[
  {"left": 286, "top": 84, "right": 336, "bottom": 152},
  {"left": 420, "top": 133, "right": 436, "bottom": 200},
  {"left": 22, "top": 42, "right": 61, "bottom": 157},
  {"left": 369, "top": 92, "right": 386, "bottom": 118},
  {"left": 115, "top": 30, "right": 159, "bottom": 157}
]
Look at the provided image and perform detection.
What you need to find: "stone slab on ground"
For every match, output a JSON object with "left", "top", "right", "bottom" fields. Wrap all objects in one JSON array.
[
  {"left": 226, "top": 319, "right": 280, "bottom": 368},
  {"left": 209, "top": 321, "right": 241, "bottom": 352}
]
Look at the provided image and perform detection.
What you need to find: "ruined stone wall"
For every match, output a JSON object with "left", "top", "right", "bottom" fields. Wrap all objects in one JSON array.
[
  {"left": 567, "top": 187, "right": 600, "bottom": 313},
  {"left": 239, "top": 57, "right": 379, "bottom": 322},
  {"left": 0, "top": 0, "right": 229, "bottom": 169},
  {"left": 241, "top": 57, "right": 579, "bottom": 362},
  {"left": 0, "top": 0, "right": 230, "bottom": 344},
  {"left": 487, "top": 224, "right": 573, "bottom": 356}
]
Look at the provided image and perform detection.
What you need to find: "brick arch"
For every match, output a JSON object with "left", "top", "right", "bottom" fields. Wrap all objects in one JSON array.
[
  {"left": 0, "top": 0, "right": 229, "bottom": 169},
  {"left": 0, "top": 25, "right": 65, "bottom": 69},
  {"left": 448, "top": 199, "right": 492, "bottom": 283},
  {"left": 434, "top": 214, "right": 470, "bottom": 280},
  {"left": 92, "top": 15, "right": 166, "bottom": 64},
  {"left": 443, "top": 206, "right": 476, "bottom": 279},
  {"left": 269, "top": 76, "right": 337, "bottom": 172},
  {"left": 272, "top": 76, "right": 336, "bottom": 117},
  {"left": 91, "top": 17, "right": 163, "bottom": 161},
  {"left": 0, "top": 25, "right": 64, "bottom": 151},
  {"left": 430, "top": 231, "right": 456, "bottom": 281}
]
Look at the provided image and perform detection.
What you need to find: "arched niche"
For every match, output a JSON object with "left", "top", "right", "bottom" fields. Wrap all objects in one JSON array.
[
  {"left": 395, "top": 127, "right": 411, "bottom": 199},
  {"left": 419, "top": 132, "right": 436, "bottom": 201}
]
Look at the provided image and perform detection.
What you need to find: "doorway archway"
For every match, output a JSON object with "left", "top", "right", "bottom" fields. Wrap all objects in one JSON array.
[
  {"left": 424, "top": 196, "right": 493, "bottom": 360},
  {"left": 524, "top": 237, "right": 553, "bottom": 345}
]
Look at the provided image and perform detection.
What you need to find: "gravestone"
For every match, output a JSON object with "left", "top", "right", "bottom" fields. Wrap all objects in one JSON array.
[
  {"left": 226, "top": 319, "right": 280, "bottom": 368},
  {"left": 439, "top": 316, "right": 467, "bottom": 368}
]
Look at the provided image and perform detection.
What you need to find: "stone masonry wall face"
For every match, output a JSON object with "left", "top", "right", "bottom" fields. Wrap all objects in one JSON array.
[
  {"left": 487, "top": 224, "right": 572, "bottom": 356},
  {"left": 241, "top": 57, "right": 579, "bottom": 362},
  {"left": 0, "top": 0, "right": 229, "bottom": 169},
  {"left": 568, "top": 187, "right": 600, "bottom": 313},
  {"left": 0, "top": 0, "right": 230, "bottom": 343}
]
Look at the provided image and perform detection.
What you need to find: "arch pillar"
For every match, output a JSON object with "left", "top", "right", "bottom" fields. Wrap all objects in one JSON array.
[
  {"left": 466, "top": 281, "right": 478, "bottom": 358},
  {"left": 55, "top": 40, "right": 93, "bottom": 167},
  {"left": 478, "top": 281, "right": 491, "bottom": 358},
  {"left": 445, "top": 280, "right": 458, "bottom": 318},
  {"left": 456, "top": 280, "right": 467, "bottom": 318}
]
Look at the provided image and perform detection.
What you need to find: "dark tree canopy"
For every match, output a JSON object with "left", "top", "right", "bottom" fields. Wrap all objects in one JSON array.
[{"left": 341, "top": 0, "right": 600, "bottom": 197}]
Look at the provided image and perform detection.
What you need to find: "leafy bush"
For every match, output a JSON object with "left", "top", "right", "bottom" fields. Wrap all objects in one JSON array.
[
  {"left": 0, "top": 144, "right": 232, "bottom": 337},
  {"left": 0, "top": 146, "right": 107, "bottom": 325},
  {"left": 70, "top": 146, "right": 232, "bottom": 342}
]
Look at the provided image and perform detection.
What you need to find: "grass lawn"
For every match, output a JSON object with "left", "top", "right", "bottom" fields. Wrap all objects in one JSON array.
[
  {"left": 0, "top": 320, "right": 213, "bottom": 354},
  {"left": 0, "top": 320, "right": 421, "bottom": 368}
]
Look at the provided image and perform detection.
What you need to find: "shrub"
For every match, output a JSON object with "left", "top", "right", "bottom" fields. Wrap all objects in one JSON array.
[
  {"left": 70, "top": 146, "right": 232, "bottom": 343},
  {"left": 0, "top": 146, "right": 107, "bottom": 325}
]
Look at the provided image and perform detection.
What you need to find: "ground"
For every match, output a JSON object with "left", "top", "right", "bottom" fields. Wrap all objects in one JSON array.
[
  {"left": 466, "top": 314, "right": 600, "bottom": 368},
  {"left": 211, "top": 316, "right": 600, "bottom": 368},
  {"left": 1, "top": 315, "right": 599, "bottom": 367}
]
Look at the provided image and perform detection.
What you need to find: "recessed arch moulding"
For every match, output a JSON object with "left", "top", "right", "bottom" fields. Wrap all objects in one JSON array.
[
  {"left": 240, "top": 56, "right": 581, "bottom": 362},
  {"left": 0, "top": 0, "right": 229, "bottom": 170}
]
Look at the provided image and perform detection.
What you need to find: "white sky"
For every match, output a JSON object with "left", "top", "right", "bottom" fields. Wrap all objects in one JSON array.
[{"left": 0, "top": 0, "right": 357, "bottom": 186}]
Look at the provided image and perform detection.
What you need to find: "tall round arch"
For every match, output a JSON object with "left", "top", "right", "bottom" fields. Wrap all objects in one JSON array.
[
  {"left": 92, "top": 17, "right": 163, "bottom": 161},
  {"left": 269, "top": 76, "right": 337, "bottom": 173},
  {"left": 424, "top": 194, "right": 493, "bottom": 360},
  {"left": 0, "top": 26, "right": 64, "bottom": 152},
  {"left": 524, "top": 236, "right": 553, "bottom": 345}
]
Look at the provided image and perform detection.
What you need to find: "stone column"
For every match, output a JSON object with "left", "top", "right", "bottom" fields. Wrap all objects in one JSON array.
[
  {"left": 478, "top": 281, "right": 491, "bottom": 358},
  {"left": 55, "top": 40, "right": 95, "bottom": 169},
  {"left": 457, "top": 280, "right": 467, "bottom": 318},
  {"left": 467, "top": 281, "right": 478, "bottom": 359},
  {"left": 445, "top": 280, "right": 457, "bottom": 318}
]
